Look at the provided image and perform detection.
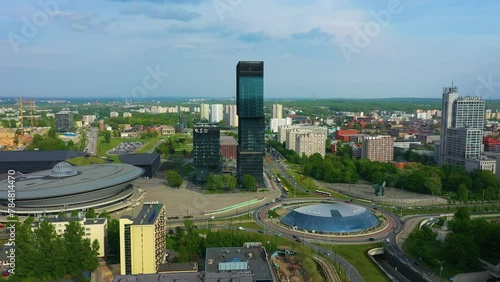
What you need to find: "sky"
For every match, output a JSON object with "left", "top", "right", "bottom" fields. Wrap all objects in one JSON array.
[{"left": 0, "top": 0, "right": 499, "bottom": 100}]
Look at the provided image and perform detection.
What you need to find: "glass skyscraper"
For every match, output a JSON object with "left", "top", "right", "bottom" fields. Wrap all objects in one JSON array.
[{"left": 236, "top": 61, "right": 264, "bottom": 183}]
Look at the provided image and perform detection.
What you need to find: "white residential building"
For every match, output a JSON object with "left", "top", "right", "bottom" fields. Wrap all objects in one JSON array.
[
  {"left": 210, "top": 104, "right": 223, "bottom": 123},
  {"left": 269, "top": 118, "right": 292, "bottom": 133}
]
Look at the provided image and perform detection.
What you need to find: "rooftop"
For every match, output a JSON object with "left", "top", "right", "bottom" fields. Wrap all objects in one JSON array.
[
  {"left": 113, "top": 271, "right": 254, "bottom": 282},
  {"left": 0, "top": 150, "right": 86, "bottom": 162},
  {"left": 292, "top": 203, "right": 367, "bottom": 218},
  {"left": 119, "top": 154, "right": 160, "bottom": 166},
  {"left": 133, "top": 203, "right": 164, "bottom": 225},
  {"left": 205, "top": 247, "right": 272, "bottom": 281},
  {"left": 220, "top": 136, "right": 238, "bottom": 146},
  {"left": 0, "top": 163, "right": 143, "bottom": 200}
]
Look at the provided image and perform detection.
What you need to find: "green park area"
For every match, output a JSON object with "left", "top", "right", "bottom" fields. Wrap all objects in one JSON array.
[{"left": 320, "top": 243, "right": 389, "bottom": 282}]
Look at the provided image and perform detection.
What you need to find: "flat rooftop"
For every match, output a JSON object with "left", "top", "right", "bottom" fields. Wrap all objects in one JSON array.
[
  {"left": 133, "top": 203, "right": 164, "bottom": 225},
  {"left": 220, "top": 136, "right": 238, "bottom": 146},
  {"left": 205, "top": 247, "right": 272, "bottom": 281},
  {"left": 119, "top": 154, "right": 160, "bottom": 166},
  {"left": 0, "top": 150, "right": 85, "bottom": 162},
  {"left": 113, "top": 271, "right": 254, "bottom": 282}
]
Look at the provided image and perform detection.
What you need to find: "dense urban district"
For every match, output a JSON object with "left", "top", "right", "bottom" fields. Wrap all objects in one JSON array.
[{"left": 1, "top": 65, "right": 500, "bottom": 282}]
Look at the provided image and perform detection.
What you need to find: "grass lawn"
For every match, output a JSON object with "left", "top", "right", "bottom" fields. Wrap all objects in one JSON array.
[
  {"left": 322, "top": 243, "right": 390, "bottom": 282},
  {"left": 135, "top": 137, "right": 162, "bottom": 153},
  {"left": 67, "top": 156, "right": 105, "bottom": 165}
]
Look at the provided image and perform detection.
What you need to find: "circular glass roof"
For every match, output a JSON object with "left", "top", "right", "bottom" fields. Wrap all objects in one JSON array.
[
  {"left": 280, "top": 203, "right": 379, "bottom": 233},
  {"left": 49, "top": 161, "right": 78, "bottom": 177}
]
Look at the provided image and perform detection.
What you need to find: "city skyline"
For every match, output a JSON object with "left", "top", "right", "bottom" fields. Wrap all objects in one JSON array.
[{"left": 0, "top": 1, "right": 499, "bottom": 99}]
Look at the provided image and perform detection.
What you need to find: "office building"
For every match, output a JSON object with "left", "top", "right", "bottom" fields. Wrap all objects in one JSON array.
[
  {"left": 32, "top": 217, "right": 107, "bottom": 257},
  {"left": 210, "top": 104, "right": 223, "bottom": 123},
  {"left": 55, "top": 111, "right": 73, "bottom": 132},
  {"left": 237, "top": 61, "right": 265, "bottom": 183},
  {"left": 438, "top": 85, "right": 486, "bottom": 167},
  {"left": 193, "top": 123, "right": 221, "bottom": 182},
  {"left": 224, "top": 104, "right": 238, "bottom": 127},
  {"left": 120, "top": 203, "right": 166, "bottom": 275},
  {"left": 200, "top": 104, "right": 210, "bottom": 121},
  {"left": 295, "top": 132, "right": 327, "bottom": 157},
  {"left": 361, "top": 135, "right": 394, "bottom": 162},
  {"left": 269, "top": 117, "right": 292, "bottom": 133},
  {"left": 272, "top": 104, "right": 282, "bottom": 119}
]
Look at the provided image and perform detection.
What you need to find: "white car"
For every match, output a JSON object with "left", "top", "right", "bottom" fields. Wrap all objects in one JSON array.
[{"left": 238, "top": 227, "right": 245, "bottom": 231}]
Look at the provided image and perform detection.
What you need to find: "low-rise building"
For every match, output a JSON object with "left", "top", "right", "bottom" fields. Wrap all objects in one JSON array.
[
  {"left": 220, "top": 136, "right": 237, "bottom": 160},
  {"left": 31, "top": 217, "right": 107, "bottom": 257}
]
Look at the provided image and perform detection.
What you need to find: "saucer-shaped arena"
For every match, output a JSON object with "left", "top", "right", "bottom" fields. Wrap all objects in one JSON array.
[
  {"left": 0, "top": 162, "right": 143, "bottom": 210},
  {"left": 280, "top": 203, "right": 379, "bottom": 233}
]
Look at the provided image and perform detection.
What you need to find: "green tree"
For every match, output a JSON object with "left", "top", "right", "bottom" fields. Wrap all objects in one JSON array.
[
  {"left": 457, "top": 184, "right": 469, "bottom": 203},
  {"left": 104, "top": 130, "right": 112, "bottom": 143},
  {"left": 67, "top": 139, "right": 74, "bottom": 148},
  {"left": 424, "top": 177, "right": 442, "bottom": 195},
  {"left": 166, "top": 170, "right": 183, "bottom": 187},
  {"left": 224, "top": 174, "right": 237, "bottom": 191},
  {"left": 85, "top": 208, "right": 97, "bottom": 218},
  {"left": 48, "top": 127, "right": 57, "bottom": 138},
  {"left": 242, "top": 174, "right": 257, "bottom": 191},
  {"left": 63, "top": 221, "right": 99, "bottom": 279},
  {"left": 206, "top": 173, "right": 224, "bottom": 190}
]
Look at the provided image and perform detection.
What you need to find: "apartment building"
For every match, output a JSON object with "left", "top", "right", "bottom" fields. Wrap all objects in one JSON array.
[
  {"left": 31, "top": 217, "right": 107, "bottom": 257},
  {"left": 119, "top": 203, "right": 166, "bottom": 275},
  {"left": 295, "top": 132, "right": 327, "bottom": 157},
  {"left": 361, "top": 135, "right": 394, "bottom": 162}
]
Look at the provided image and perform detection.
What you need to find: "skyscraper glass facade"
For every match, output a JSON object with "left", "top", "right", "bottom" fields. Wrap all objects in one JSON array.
[{"left": 237, "top": 61, "right": 264, "bottom": 183}]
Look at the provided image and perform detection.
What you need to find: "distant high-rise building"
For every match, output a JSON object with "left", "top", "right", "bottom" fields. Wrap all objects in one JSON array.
[
  {"left": 438, "top": 85, "right": 485, "bottom": 167},
  {"left": 200, "top": 104, "right": 210, "bottom": 121},
  {"left": 237, "top": 61, "right": 264, "bottom": 183},
  {"left": 272, "top": 104, "right": 283, "bottom": 119},
  {"left": 296, "top": 132, "right": 327, "bottom": 157},
  {"left": 361, "top": 135, "right": 394, "bottom": 162},
  {"left": 224, "top": 105, "right": 238, "bottom": 127},
  {"left": 210, "top": 104, "right": 223, "bottom": 123},
  {"left": 123, "top": 112, "right": 132, "bottom": 118},
  {"left": 99, "top": 119, "right": 104, "bottom": 131},
  {"left": 119, "top": 203, "right": 166, "bottom": 275},
  {"left": 269, "top": 117, "right": 292, "bottom": 133},
  {"left": 193, "top": 123, "right": 221, "bottom": 182},
  {"left": 110, "top": 111, "right": 119, "bottom": 118},
  {"left": 55, "top": 111, "right": 73, "bottom": 132}
]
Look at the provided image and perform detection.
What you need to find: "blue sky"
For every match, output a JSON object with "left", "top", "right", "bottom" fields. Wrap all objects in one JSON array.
[{"left": 0, "top": 0, "right": 499, "bottom": 99}]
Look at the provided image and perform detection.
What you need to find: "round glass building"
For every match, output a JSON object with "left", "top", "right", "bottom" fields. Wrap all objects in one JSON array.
[{"left": 280, "top": 203, "right": 379, "bottom": 233}]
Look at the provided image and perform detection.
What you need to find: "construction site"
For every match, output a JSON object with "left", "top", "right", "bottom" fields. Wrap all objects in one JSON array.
[{"left": 0, "top": 98, "right": 49, "bottom": 150}]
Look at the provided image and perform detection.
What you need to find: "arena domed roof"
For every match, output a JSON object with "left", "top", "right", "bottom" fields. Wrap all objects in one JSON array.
[
  {"left": 280, "top": 203, "right": 379, "bottom": 233},
  {"left": 49, "top": 162, "right": 78, "bottom": 177}
]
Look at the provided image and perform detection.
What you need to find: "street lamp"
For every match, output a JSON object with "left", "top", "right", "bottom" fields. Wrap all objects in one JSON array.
[{"left": 439, "top": 260, "right": 445, "bottom": 278}]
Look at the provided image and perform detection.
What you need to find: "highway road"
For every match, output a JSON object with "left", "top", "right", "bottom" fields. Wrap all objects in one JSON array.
[{"left": 86, "top": 127, "right": 98, "bottom": 156}]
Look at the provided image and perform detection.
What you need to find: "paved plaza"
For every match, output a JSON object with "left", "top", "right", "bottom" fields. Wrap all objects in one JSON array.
[{"left": 112, "top": 178, "right": 281, "bottom": 219}]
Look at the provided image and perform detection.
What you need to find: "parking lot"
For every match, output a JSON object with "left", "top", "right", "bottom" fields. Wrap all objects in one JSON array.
[{"left": 108, "top": 141, "right": 144, "bottom": 155}]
